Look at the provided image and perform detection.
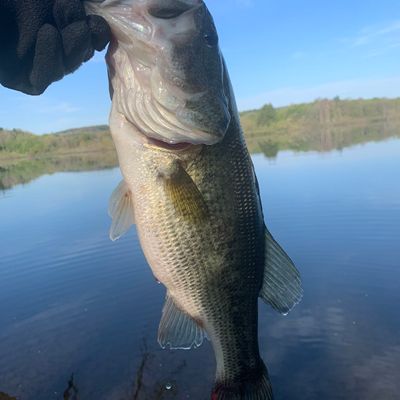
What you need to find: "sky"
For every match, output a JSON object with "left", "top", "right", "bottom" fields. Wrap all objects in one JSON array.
[{"left": 0, "top": 0, "right": 399, "bottom": 134}]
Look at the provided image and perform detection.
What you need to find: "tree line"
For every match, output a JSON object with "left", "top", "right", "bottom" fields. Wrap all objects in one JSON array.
[{"left": 1, "top": 97, "right": 400, "bottom": 160}]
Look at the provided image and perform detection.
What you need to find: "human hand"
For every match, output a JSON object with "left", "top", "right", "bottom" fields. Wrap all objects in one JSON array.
[{"left": 0, "top": 0, "right": 110, "bottom": 95}]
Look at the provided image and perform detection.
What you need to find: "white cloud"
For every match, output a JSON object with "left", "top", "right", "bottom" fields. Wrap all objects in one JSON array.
[
  {"left": 0, "top": 89, "right": 109, "bottom": 133},
  {"left": 37, "top": 102, "right": 80, "bottom": 114},
  {"left": 2, "top": 94, "right": 80, "bottom": 115},
  {"left": 237, "top": 76, "right": 400, "bottom": 110},
  {"left": 352, "top": 20, "right": 400, "bottom": 47},
  {"left": 343, "top": 20, "right": 400, "bottom": 58}
]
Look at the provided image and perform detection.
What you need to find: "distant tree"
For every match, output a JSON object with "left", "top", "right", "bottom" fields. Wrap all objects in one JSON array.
[
  {"left": 259, "top": 140, "right": 279, "bottom": 159},
  {"left": 257, "top": 103, "right": 276, "bottom": 126}
]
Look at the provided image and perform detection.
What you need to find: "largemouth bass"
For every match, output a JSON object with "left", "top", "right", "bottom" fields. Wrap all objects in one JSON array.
[{"left": 85, "top": 1, "right": 303, "bottom": 398}]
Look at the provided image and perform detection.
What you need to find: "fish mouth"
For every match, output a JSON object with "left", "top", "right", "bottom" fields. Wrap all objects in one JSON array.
[
  {"left": 97, "top": 0, "right": 230, "bottom": 150},
  {"left": 119, "top": 101, "right": 223, "bottom": 151},
  {"left": 125, "top": 116, "right": 204, "bottom": 152},
  {"left": 143, "top": 120, "right": 224, "bottom": 147},
  {"left": 145, "top": 137, "right": 195, "bottom": 151}
]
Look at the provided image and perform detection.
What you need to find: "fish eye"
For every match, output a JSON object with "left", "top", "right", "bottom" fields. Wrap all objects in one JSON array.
[
  {"left": 148, "top": 5, "right": 189, "bottom": 19},
  {"left": 204, "top": 32, "right": 218, "bottom": 47}
]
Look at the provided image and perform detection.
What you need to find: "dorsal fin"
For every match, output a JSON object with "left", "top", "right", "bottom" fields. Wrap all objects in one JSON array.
[
  {"left": 158, "top": 294, "right": 208, "bottom": 350},
  {"left": 108, "top": 180, "right": 135, "bottom": 241},
  {"left": 260, "top": 227, "right": 303, "bottom": 315}
]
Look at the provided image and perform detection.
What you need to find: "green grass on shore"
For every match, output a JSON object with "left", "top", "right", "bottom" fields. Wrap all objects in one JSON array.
[{"left": 1, "top": 97, "right": 399, "bottom": 162}]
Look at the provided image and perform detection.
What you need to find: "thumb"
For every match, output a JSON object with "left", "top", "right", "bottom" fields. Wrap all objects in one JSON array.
[{"left": 87, "top": 14, "right": 111, "bottom": 51}]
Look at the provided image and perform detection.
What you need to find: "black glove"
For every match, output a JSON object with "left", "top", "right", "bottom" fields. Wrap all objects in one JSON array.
[{"left": 0, "top": 0, "right": 110, "bottom": 95}]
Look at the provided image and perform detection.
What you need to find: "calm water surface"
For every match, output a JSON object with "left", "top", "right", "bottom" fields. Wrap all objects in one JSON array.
[{"left": 1, "top": 139, "right": 399, "bottom": 400}]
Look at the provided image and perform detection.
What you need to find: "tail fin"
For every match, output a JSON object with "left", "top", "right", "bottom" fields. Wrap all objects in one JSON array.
[{"left": 211, "top": 363, "right": 273, "bottom": 400}]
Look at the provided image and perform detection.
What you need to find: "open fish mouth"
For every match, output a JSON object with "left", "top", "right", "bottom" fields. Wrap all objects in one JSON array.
[
  {"left": 120, "top": 108, "right": 215, "bottom": 152},
  {"left": 145, "top": 137, "right": 195, "bottom": 151},
  {"left": 86, "top": 0, "right": 231, "bottom": 148}
]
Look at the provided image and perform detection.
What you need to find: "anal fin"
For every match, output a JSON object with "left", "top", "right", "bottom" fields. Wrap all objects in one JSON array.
[
  {"left": 158, "top": 294, "right": 207, "bottom": 350},
  {"left": 108, "top": 180, "right": 135, "bottom": 241},
  {"left": 260, "top": 227, "right": 303, "bottom": 315}
]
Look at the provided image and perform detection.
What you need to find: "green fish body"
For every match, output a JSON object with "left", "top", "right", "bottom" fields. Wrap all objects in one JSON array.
[{"left": 85, "top": 1, "right": 303, "bottom": 398}]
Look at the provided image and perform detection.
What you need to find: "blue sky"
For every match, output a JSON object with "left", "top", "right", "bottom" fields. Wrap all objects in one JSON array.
[{"left": 1, "top": 0, "right": 399, "bottom": 134}]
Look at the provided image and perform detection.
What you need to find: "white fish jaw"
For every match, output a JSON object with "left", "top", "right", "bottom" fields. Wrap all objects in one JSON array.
[{"left": 85, "top": 0, "right": 230, "bottom": 146}]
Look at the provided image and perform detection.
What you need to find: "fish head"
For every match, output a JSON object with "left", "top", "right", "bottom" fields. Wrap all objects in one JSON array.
[{"left": 90, "top": 0, "right": 231, "bottom": 146}]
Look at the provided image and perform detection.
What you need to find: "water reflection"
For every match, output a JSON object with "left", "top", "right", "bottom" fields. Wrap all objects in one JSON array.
[
  {"left": 0, "top": 151, "right": 117, "bottom": 191},
  {"left": 251, "top": 121, "right": 400, "bottom": 159},
  {"left": 60, "top": 349, "right": 189, "bottom": 400},
  {"left": 128, "top": 342, "right": 187, "bottom": 400},
  {"left": 0, "top": 138, "right": 399, "bottom": 399},
  {"left": 63, "top": 375, "right": 79, "bottom": 400},
  {"left": 1, "top": 122, "right": 399, "bottom": 191},
  {"left": 0, "top": 392, "right": 17, "bottom": 400}
]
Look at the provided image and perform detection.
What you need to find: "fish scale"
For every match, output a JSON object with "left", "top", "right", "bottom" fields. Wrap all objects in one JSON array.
[
  {"left": 128, "top": 122, "right": 265, "bottom": 380},
  {"left": 112, "top": 108, "right": 278, "bottom": 395}
]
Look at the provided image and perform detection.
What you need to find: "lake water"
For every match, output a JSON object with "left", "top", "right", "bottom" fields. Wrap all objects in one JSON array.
[{"left": 1, "top": 138, "right": 399, "bottom": 400}]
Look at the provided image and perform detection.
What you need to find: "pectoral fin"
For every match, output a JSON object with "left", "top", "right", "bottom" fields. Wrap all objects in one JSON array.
[
  {"left": 108, "top": 180, "right": 135, "bottom": 241},
  {"left": 260, "top": 227, "right": 303, "bottom": 314},
  {"left": 163, "top": 164, "right": 208, "bottom": 224},
  {"left": 158, "top": 294, "right": 208, "bottom": 350}
]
